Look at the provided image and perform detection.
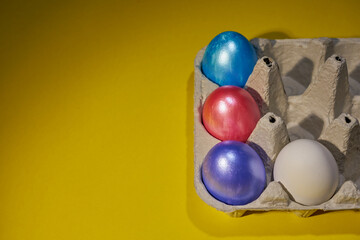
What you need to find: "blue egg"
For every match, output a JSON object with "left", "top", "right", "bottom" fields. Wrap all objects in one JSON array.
[
  {"left": 201, "top": 31, "right": 258, "bottom": 87},
  {"left": 201, "top": 141, "right": 266, "bottom": 205}
]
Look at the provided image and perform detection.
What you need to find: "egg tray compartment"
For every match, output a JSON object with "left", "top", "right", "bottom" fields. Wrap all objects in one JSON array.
[{"left": 194, "top": 38, "right": 360, "bottom": 217}]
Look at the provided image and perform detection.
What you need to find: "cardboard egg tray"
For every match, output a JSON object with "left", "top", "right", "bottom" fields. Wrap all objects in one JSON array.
[{"left": 193, "top": 38, "right": 360, "bottom": 217}]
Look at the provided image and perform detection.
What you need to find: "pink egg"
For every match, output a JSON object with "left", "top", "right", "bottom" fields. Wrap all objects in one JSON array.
[{"left": 202, "top": 85, "right": 260, "bottom": 142}]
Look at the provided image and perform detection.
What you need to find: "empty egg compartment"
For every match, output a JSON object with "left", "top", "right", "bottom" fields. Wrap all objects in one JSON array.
[{"left": 194, "top": 38, "right": 360, "bottom": 217}]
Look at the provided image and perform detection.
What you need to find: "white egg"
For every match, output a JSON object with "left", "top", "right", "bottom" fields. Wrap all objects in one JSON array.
[{"left": 273, "top": 139, "right": 339, "bottom": 206}]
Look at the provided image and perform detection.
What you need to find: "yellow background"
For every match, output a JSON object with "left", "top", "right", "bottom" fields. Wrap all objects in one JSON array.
[{"left": 1, "top": 0, "right": 360, "bottom": 239}]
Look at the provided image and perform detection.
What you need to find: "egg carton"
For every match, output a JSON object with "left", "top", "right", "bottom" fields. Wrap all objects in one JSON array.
[{"left": 194, "top": 38, "right": 360, "bottom": 217}]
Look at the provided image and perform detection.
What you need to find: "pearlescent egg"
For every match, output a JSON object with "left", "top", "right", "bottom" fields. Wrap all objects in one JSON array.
[
  {"left": 202, "top": 85, "right": 260, "bottom": 142},
  {"left": 201, "top": 31, "right": 258, "bottom": 87},
  {"left": 273, "top": 139, "right": 339, "bottom": 206},
  {"left": 202, "top": 141, "right": 266, "bottom": 205}
]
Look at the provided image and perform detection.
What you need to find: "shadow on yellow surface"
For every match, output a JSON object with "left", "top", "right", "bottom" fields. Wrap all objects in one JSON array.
[
  {"left": 255, "top": 32, "right": 292, "bottom": 39},
  {"left": 185, "top": 72, "right": 360, "bottom": 236},
  {"left": 255, "top": 31, "right": 360, "bottom": 41}
]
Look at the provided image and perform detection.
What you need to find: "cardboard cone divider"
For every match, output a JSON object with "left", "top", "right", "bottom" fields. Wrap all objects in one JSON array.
[{"left": 194, "top": 38, "right": 360, "bottom": 217}]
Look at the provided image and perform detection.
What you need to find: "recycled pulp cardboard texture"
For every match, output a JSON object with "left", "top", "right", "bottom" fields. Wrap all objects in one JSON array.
[{"left": 194, "top": 38, "right": 360, "bottom": 217}]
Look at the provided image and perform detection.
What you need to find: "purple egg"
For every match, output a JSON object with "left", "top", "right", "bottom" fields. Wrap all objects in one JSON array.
[{"left": 201, "top": 141, "right": 266, "bottom": 205}]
